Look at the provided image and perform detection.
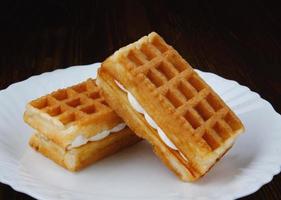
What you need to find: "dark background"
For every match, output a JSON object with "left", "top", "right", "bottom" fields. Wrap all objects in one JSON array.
[{"left": 0, "top": 0, "right": 281, "bottom": 199}]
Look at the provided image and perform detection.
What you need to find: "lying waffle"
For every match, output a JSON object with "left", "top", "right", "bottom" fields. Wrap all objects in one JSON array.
[
  {"left": 24, "top": 79, "right": 141, "bottom": 171},
  {"left": 97, "top": 32, "right": 245, "bottom": 181}
]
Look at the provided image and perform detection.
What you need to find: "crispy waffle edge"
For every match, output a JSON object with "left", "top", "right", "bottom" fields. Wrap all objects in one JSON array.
[{"left": 29, "top": 127, "right": 141, "bottom": 171}]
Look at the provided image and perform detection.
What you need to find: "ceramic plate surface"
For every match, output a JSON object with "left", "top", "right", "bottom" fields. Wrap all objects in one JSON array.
[{"left": 1, "top": 63, "right": 281, "bottom": 200}]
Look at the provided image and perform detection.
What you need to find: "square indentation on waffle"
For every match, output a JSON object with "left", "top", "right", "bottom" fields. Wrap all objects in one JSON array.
[
  {"left": 115, "top": 32, "right": 243, "bottom": 152},
  {"left": 30, "top": 79, "right": 112, "bottom": 126}
]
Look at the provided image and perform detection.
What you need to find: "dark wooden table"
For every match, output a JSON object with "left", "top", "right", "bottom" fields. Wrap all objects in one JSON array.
[{"left": 0, "top": 0, "right": 280, "bottom": 199}]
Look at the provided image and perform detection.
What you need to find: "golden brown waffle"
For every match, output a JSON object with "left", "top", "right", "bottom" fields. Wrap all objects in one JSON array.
[
  {"left": 98, "top": 32, "right": 244, "bottom": 181},
  {"left": 29, "top": 128, "right": 140, "bottom": 171},
  {"left": 24, "top": 79, "right": 129, "bottom": 149}
]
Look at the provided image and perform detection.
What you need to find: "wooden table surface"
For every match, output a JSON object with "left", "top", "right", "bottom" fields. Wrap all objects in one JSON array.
[{"left": 0, "top": 0, "right": 281, "bottom": 199}]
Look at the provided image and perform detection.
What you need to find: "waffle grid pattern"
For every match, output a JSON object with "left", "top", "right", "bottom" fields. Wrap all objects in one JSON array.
[
  {"left": 30, "top": 79, "right": 111, "bottom": 126},
  {"left": 119, "top": 34, "right": 242, "bottom": 151}
]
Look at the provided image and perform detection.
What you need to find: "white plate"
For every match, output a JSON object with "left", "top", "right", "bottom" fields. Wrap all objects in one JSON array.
[{"left": 1, "top": 63, "right": 281, "bottom": 200}]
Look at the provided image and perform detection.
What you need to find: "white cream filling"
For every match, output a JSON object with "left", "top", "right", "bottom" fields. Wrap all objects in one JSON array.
[
  {"left": 68, "top": 123, "right": 126, "bottom": 149},
  {"left": 115, "top": 80, "right": 188, "bottom": 161}
]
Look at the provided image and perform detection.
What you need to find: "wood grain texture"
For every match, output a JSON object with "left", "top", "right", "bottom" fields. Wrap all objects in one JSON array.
[{"left": 0, "top": 0, "right": 280, "bottom": 199}]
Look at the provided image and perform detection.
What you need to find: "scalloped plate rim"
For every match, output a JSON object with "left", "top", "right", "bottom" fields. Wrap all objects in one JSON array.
[{"left": 0, "top": 63, "right": 280, "bottom": 200}]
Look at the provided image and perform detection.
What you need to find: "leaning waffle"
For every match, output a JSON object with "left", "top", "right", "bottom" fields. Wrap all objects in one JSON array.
[
  {"left": 24, "top": 79, "right": 134, "bottom": 149},
  {"left": 98, "top": 32, "right": 244, "bottom": 181}
]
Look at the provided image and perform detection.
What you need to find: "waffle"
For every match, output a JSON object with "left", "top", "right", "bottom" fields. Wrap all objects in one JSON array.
[
  {"left": 24, "top": 79, "right": 128, "bottom": 149},
  {"left": 24, "top": 78, "right": 141, "bottom": 170},
  {"left": 97, "top": 32, "right": 244, "bottom": 181},
  {"left": 29, "top": 127, "right": 139, "bottom": 171}
]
